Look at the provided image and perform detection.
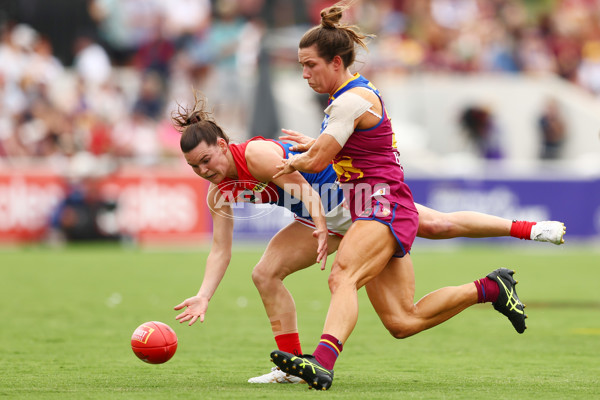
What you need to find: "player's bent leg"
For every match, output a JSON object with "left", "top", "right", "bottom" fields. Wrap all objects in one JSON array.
[
  {"left": 269, "top": 221, "right": 398, "bottom": 390},
  {"left": 249, "top": 221, "right": 341, "bottom": 384},
  {"left": 251, "top": 221, "right": 341, "bottom": 318},
  {"left": 323, "top": 220, "right": 398, "bottom": 343},
  {"left": 415, "top": 203, "right": 566, "bottom": 244},
  {"left": 365, "top": 255, "right": 478, "bottom": 338}
]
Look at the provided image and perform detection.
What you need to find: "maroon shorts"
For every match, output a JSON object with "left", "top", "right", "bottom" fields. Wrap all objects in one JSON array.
[{"left": 354, "top": 198, "right": 419, "bottom": 257}]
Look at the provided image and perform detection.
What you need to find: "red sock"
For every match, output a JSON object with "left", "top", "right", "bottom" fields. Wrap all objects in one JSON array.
[
  {"left": 275, "top": 333, "right": 302, "bottom": 356},
  {"left": 474, "top": 277, "right": 500, "bottom": 303},
  {"left": 510, "top": 220, "right": 536, "bottom": 240},
  {"left": 313, "top": 334, "right": 343, "bottom": 370}
]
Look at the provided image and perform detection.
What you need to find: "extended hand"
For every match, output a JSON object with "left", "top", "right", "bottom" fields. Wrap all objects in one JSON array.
[
  {"left": 174, "top": 295, "right": 209, "bottom": 326},
  {"left": 313, "top": 227, "right": 328, "bottom": 270},
  {"left": 280, "top": 129, "right": 316, "bottom": 152},
  {"left": 273, "top": 154, "right": 298, "bottom": 179}
]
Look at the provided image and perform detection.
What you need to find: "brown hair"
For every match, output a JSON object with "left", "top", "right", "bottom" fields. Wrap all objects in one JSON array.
[
  {"left": 171, "top": 92, "right": 230, "bottom": 153},
  {"left": 299, "top": 0, "right": 371, "bottom": 67}
]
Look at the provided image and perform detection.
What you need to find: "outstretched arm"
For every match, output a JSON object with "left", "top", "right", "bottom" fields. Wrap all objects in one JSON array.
[{"left": 174, "top": 186, "right": 234, "bottom": 325}]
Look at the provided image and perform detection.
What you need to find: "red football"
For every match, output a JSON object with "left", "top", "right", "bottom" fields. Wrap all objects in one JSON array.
[{"left": 131, "top": 321, "right": 178, "bottom": 364}]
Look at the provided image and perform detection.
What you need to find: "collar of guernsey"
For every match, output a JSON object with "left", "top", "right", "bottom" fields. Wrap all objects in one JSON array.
[
  {"left": 217, "top": 136, "right": 282, "bottom": 204},
  {"left": 329, "top": 73, "right": 380, "bottom": 104}
]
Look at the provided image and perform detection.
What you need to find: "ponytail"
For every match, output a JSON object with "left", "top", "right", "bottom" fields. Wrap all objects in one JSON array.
[{"left": 171, "top": 92, "right": 230, "bottom": 153}]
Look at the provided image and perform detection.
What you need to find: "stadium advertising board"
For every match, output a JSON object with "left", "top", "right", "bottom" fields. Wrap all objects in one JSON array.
[
  {"left": 0, "top": 168, "right": 211, "bottom": 244},
  {"left": 0, "top": 172, "right": 66, "bottom": 242},
  {"left": 407, "top": 177, "right": 600, "bottom": 240},
  {"left": 1, "top": 170, "right": 598, "bottom": 243}
]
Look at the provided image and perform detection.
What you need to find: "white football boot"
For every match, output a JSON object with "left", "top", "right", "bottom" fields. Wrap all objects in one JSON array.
[
  {"left": 248, "top": 367, "right": 305, "bottom": 384},
  {"left": 531, "top": 221, "right": 566, "bottom": 245}
]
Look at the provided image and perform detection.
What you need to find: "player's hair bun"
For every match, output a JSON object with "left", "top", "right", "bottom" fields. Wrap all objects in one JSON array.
[
  {"left": 320, "top": 6, "right": 343, "bottom": 29},
  {"left": 172, "top": 92, "right": 215, "bottom": 131},
  {"left": 186, "top": 112, "right": 203, "bottom": 126}
]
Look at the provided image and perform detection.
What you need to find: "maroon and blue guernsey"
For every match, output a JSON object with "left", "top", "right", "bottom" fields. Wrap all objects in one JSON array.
[{"left": 321, "top": 73, "right": 419, "bottom": 256}]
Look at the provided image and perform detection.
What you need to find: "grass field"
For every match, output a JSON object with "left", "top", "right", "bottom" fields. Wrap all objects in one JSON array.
[{"left": 1, "top": 242, "right": 599, "bottom": 399}]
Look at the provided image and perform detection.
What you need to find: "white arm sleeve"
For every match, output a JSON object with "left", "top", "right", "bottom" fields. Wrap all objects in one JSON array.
[{"left": 322, "top": 92, "right": 374, "bottom": 147}]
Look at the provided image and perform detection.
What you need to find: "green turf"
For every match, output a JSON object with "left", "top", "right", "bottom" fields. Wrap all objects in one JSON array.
[{"left": 1, "top": 243, "right": 599, "bottom": 399}]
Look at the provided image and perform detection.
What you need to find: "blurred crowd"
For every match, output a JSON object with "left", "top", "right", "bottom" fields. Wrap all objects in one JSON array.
[{"left": 0, "top": 0, "right": 595, "bottom": 170}]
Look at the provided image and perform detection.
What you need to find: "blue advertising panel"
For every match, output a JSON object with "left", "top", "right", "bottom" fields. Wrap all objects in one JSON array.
[
  {"left": 230, "top": 177, "right": 600, "bottom": 241},
  {"left": 406, "top": 177, "right": 600, "bottom": 239}
]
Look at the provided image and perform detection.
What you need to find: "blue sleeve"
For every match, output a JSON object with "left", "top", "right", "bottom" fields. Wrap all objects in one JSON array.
[{"left": 275, "top": 142, "right": 344, "bottom": 218}]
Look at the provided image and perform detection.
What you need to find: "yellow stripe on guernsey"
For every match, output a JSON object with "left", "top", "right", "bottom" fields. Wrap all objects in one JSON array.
[
  {"left": 321, "top": 339, "right": 341, "bottom": 355},
  {"left": 330, "top": 73, "right": 379, "bottom": 102},
  {"left": 329, "top": 73, "right": 361, "bottom": 101}
]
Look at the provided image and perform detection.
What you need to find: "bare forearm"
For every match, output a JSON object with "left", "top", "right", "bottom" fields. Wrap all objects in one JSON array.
[
  {"left": 297, "top": 186, "right": 327, "bottom": 230},
  {"left": 309, "top": 204, "right": 327, "bottom": 233},
  {"left": 290, "top": 151, "right": 330, "bottom": 174},
  {"left": 197, "top": 249, "right": 231, "bottom": 299}
]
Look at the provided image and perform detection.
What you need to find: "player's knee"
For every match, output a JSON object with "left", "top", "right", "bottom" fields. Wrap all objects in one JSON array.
[
  {"left": 380, "top": 308, "right": 420, "bottom": 339},
  {"left": 251, "top": 262, "right": 278, "bottom": 290},
  {"left": 327, "top": 259, "right": 353, "bottom": 293},
  {"left": 251, "top": 265, "right": 264, "bottom": 289},
  {"left": 386, "top": 321, "right": 418, "bottom": 339},
  {"left": 327, "top": 270, "right": 340, "bottom": 293}
]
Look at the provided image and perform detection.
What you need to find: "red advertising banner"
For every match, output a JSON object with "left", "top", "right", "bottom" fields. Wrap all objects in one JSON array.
[
  {"left": 0, "top": 171, "right": 67, "bottom": 242},
  {"left": 0, "top": 167, "right": 211, "bottom": 244}
]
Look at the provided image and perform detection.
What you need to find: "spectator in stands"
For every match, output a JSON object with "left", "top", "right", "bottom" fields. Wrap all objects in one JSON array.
[
  {"left": 538, "top": 97, "right": 567, "bottom": 160},
  {"left": 49, "top": 175, "right": 120, "bottom": 243},
  {"left": 87, "top": 0, "right": 157, "bottom": 66},
  {"left": 160, "top": 0, "right": 211, "bottom": 50},
  {"left": 110, "top": 107, "right": 160, "bottom": 165},
  {"left": 132, "top": 71, "right": 166, "bottom": 121},
  {"left": 577, "top": 40, "right": 600, "bottom": 96},
  {"left": 459, "top": 104, "right": 503, "bottom": 159},
  {"left": 201, "top": 0, "right": 248, "bottom": 134},
  {"left": 73, "top": 34, "right": 112, "bottom": 88},
  {"left": 517, "top": 28, "right": 558, "bottom": 74},
  {"left": 24, "top": 35, "right": 64, "bottom": 86},
  {"left": 133, "top": 17, "right": 176, "bottom": 80},
  {"left": 1, "top": 0, "right": 599, "bottom": 167}
]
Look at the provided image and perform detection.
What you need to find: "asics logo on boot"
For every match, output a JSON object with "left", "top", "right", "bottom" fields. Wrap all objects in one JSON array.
[
  {"left": 495, "top": 277, "right": 524, "bottom": 314},
  {"left": 291, "top": 356, "right": 331, "bottom": 375}
]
